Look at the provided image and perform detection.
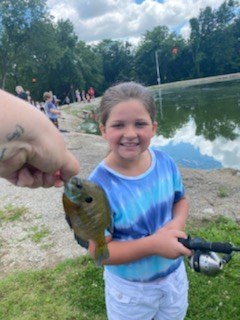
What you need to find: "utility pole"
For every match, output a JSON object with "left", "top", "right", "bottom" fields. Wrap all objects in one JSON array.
[
  {"left": 155, "top": 50, "right": 163, "bottom": 119},
  {"left": 155, "top": 50, "right": 161, "bottom": 86}
]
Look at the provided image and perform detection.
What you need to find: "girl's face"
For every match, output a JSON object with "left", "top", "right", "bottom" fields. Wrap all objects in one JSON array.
[{"left": 100, "top": 99, "right": 157, "bottom": 162}]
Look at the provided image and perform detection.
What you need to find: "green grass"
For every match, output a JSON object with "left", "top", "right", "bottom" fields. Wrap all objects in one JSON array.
[
  {"left": 0, "top": 204, "right": 28, "bottom": 222},
  {"left": 185, "top": 216, "right": 240, "bottom": 319},
  {"left": 217, "top": 186, "right": 229, "bottom": 198},
  {"left": 29, "top": 225, "right": 50, "bottom": 243},
  {"left": 0, "top": 216, "right": 239, "bottom": 320},
  {"left": 0, "top": 256, "right": 105, "bottom": 320}
]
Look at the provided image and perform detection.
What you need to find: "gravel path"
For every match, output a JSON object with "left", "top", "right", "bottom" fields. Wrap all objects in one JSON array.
[{"left": 1, "top": 96, "right": 240, "bottom": 279}]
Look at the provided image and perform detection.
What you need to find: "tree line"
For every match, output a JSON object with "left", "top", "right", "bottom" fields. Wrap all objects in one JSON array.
[{"left": 0, "top": 0, "right": 239, "bottom": 102}]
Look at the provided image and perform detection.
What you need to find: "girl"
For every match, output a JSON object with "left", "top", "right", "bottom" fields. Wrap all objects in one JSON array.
[{"left": 89, "top": 82, "right": 192, "bottom": 320}]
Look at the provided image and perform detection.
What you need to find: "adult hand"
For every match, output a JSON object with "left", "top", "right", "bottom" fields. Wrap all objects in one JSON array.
[
  {"left": 0, "top": 89, "right": 79, "bottom": 188},
  {"left": 1, "top": 142, "right": 79, "bottom": 188}
]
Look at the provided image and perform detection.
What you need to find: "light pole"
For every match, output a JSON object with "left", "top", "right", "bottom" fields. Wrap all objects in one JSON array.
[
  {"left": 155, "top": 50, "right": 161, "bottom": 86},
  {"left": 155, "top": 50, "right": 163, "bottom": 119}
]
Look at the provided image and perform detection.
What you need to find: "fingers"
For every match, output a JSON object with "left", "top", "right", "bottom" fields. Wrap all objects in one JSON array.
[
  {"left": 59, "top": 152, "right": 80, "bottom": 182},
  {"left": 175, "top": 232, "right": 192, "bottom": 257},
  {"left": 178, "top": 243, "right": 192, "bottom": 257},
  {"left": 9, "top": 167, "right": 64, "bottom": 188},
  {"left": 154, "top": 229, "right": 192, "bottom": 258},
  {"left": 16, "top": 167, "right": 35, "bottom": 187}
]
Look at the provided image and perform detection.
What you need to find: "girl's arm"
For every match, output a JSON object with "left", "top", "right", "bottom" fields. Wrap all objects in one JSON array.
[
  {"left": 88, "top": 227, "right": 192, "bottom": 266},
  {"left": 163, "top": 196, "right": 189, "bottom": 231}
]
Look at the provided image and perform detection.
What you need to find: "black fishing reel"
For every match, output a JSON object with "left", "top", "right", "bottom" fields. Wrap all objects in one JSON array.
[{"left": 178, "top": 236, "right": 240, "bottom": 276}]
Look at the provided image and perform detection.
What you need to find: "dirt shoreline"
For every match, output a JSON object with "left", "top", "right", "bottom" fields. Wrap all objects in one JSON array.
[{"left": 0, "top": 75, "right": 240, "bottom": 278}]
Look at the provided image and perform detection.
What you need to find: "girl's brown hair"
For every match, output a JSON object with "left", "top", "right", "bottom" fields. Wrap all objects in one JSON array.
[{"left": 99, "top": 82, "right": 156, "bottom": 125}]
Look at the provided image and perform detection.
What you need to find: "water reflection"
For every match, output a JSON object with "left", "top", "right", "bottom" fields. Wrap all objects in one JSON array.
[{"left": 151, "top": 79, "right": 240, "bottom": 170}]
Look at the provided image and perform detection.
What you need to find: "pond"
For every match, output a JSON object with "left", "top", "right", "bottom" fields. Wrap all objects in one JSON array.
[{"left": 151, "top": 79, "right": 240, "bottom": 170}]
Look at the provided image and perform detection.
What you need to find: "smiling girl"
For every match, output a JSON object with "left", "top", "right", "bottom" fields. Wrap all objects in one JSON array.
[{"left": 88, "top": 82, "right": 191, "bottom": 320}]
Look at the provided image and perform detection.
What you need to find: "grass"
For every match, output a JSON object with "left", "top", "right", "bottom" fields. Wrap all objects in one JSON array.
[
  {"left": 29, "top": 225, "right": 50, "bottom": 243},
  {"left": 0, "top": 204, "right": 28, "bottom": 222},
  {"left": 0, "top": 216, "right": 239, "bottom": 320},
  {"left": 185, "top": 216, "right": 240, "bottom": 319},
  {"left": 217, "top": 186, "right": 229, "bottom": 198},
  {"left": 0, "top": 257, "right": 105, "bottom": 320}
]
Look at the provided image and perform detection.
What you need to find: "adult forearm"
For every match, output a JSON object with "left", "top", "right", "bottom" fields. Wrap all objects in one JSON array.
[{"left": 1, "top": 89, "right": 52, "bottom": 143}]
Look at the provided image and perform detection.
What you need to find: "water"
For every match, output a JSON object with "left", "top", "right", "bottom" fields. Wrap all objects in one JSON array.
[{"left": 151, "top": 79, "right": 240, "bottom": 170}]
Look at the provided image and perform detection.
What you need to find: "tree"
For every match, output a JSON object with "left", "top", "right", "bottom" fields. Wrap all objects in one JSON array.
[
  {"left": 76, "top": 41, "right": 104, "bottom": 96},
  {"left": 188, "top": 0, "right": 239, "bottom": 77},
  {"left": 0, "top": 0, "right": 48, "bottom": 89},
  {"left": 189, "top": 18, "right": 202, "bottom": 77},
  {"left": 96, "top": 39, "right": 135, "bottom": 89},
  {"left": 135, "top": 26, "right": 187, "bottom": 85},
  {"left": 45, "top": 19, "right": 80, "bottom": 101}
]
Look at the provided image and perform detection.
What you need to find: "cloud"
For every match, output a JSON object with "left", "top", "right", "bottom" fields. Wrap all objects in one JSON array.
[
  {"left": 151, "top": 117, "right": 240, "bottom": 170},
  {"left": 47, "top": 0, "right": 226, "bottom": 43}
]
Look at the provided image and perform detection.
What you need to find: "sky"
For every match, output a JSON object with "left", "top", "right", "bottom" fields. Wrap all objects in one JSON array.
[{"left": 46, "top": 0, "right": 227, "bottom": 44}]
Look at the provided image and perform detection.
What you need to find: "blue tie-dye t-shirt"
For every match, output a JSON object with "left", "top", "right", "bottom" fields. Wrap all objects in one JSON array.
[{"left": 89, "top": 148, "right": 184, "bottom": 282}]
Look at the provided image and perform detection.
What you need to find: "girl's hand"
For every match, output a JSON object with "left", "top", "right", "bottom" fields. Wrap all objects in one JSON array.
[{"left": 151, "top": 228, "right": 192, "bottom": 259}]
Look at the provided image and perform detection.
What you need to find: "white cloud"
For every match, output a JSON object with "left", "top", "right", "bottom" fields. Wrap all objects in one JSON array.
[
  {"left": 151, "top": 117, "right": 240, "bottom": 170},
  {"left": 47, "top": 0, "right": 227, "bottom": 43}
]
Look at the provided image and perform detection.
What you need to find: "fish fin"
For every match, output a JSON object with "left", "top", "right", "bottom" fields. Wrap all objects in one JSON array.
[
  {"left": 65, "top": 214, "right": 72, "bottom": 228},
  {"left": 65, "top": 215, "right": 89, "bottom": 249},
  {"left": 74, "top": 234, "right": 89, "bottom": 249},
  {"left": 95, "top": 243, "right": 109, "bottom": 267}
]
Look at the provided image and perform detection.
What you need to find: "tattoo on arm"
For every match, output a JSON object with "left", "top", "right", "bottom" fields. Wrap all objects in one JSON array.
[
  {"left": 6, "top": 125, "right": 24, "bottom": 141},
  {"left": 0, "top": 147, "right": 7, "bottom": 161},
  {"left": 0, "top": 125, "right": 24, "bottom": 162}
]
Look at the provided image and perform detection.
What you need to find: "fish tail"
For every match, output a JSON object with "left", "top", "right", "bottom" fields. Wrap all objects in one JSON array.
[{"left": 95, "top": 243, "right": 109, "bottom": 267}]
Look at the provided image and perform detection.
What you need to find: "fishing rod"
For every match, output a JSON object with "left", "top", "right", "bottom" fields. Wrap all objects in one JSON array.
[{"left": 178, "top": 236, "right": 240, "bottom": 276}]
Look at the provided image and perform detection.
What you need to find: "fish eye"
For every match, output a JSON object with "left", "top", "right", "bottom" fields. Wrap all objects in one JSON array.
[{"left": 85, "top": 196, "right": 93, "bottom": 203}]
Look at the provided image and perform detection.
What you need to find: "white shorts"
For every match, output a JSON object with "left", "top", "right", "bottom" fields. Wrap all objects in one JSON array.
[{"left": 104, "top": 262, "right": 189, "bottom": 320}]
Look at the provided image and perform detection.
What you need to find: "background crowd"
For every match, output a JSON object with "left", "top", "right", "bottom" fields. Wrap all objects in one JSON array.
[{"left": 15, "top": 85, "right": 96, "bottom": 129}]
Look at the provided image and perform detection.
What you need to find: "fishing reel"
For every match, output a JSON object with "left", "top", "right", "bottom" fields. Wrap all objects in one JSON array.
[{"left": 178, "top": 236, "right": 240, "bottom": 276}]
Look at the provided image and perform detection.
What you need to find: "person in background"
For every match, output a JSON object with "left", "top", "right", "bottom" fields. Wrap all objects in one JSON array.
[
  {"left": 43, "top": 91, "right": 61, "bottom": 128},
  {"left": 75, "top": 89, "right": 81, "bottom": 103},
  {"left": 0, "top": 88, "right": 79, "bottom": 188},
  {"left": 39, "top": 102, "right": 46, "bottom": 114},
  {"left": 88, "top": 82, "right": 191, "bottom": 320},
  {"left": 49, "top": 91, "right": 59, "bottom": 106},
  {"left": 85, "top": 92, "right": 91, "bottom": 103},
  {"left": 26, "top": 90, "right": 32, "bottom": 104},
  {"left": 34, "top": 101, "right": 41, "bottom": 110},
  {"left": 15, "top": 85, "right": 28, "bottom": 101},
  {"left": 81, "top": 90, "right": 86, "bottom": 103},
  {"left": 65, "top": 95, "right": 70, "bottom": 107},
  {"left": 88, "top": 86, "right": 95, "bottom": 99}
]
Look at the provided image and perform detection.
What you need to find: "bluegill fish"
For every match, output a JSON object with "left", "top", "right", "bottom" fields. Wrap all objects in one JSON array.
[{"left": 62, "top": 177, "right": 112, "bottom": 266}]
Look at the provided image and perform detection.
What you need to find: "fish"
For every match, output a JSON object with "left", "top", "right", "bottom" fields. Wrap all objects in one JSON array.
[{"left": 62, "top": 176, "right": 112, "bottom": 266}]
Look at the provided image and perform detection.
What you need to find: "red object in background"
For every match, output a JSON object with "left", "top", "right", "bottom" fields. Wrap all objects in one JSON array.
[{"left": 172, "top": 47, "right": 178, "bottom": 55}]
